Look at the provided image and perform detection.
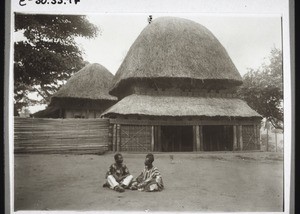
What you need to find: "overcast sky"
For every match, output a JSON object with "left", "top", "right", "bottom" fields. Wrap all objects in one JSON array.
[{"left": 76, "top": 13, "right": 282, "bottom": 76}]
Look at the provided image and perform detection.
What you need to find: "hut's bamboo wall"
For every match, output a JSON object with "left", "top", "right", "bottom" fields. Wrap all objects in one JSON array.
[
  {"left": 112, "top": 125, "right": 152, "bottom": 152},
  {"left": 109, "top": 121, "right": 261, "bottom": 152},
  {"left": 242, "top": 125, "right": 260, "bottom": 150},
  {"left": 14, "top": 117, "right": 110, "bottom": 154}
]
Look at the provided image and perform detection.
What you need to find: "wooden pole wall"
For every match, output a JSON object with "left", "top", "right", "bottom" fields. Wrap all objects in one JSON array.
[{"left": 14, "top": 118, "right": 111, "bottom": 154}]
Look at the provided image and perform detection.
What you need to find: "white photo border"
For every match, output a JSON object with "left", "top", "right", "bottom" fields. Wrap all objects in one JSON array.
[{"left": 5, "top": 0, "right": 293, "bottom": 214}]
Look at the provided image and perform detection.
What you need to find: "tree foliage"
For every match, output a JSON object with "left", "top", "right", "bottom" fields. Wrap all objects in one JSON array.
[
  {"left": 238, "top": 48, "right": 283, "bottom": 129},
  {"left": 14, "top": 14, "right": 99, "bottom": 112}
]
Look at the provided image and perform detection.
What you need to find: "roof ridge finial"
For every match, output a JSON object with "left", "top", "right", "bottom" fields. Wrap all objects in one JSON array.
[{"left": 148, "top": 15, "right": 153, "bottom": 24}]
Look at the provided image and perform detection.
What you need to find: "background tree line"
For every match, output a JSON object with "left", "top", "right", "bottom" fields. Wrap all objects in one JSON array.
[{"left": 237, "top": 47, "right": 283, "bottom": 130}]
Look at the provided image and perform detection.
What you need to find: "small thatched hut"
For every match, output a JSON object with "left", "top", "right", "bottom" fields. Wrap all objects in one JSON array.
[
  {"left": 102, "top": 17, "right": 261, "bottom": 152},
  {"left": 34, "top": 63, "right": 117, "bottom": 118}
]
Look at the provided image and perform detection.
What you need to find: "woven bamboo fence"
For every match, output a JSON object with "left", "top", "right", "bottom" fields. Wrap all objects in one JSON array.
[{"left": 14, "top": 117, "right": 111, "bottom": 154}]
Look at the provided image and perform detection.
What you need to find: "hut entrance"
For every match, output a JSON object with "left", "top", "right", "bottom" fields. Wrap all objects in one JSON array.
[
  {"left": 202, "top": 125, "right": 233, "bottom": 151},
  {"left": 161, "top": 126, "right": 193, "bottom": 152}
]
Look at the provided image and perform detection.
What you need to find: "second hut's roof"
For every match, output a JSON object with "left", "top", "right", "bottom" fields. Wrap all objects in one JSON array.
[
  {"left": 110, "top": 17, "right": 243, "bottom": 96},
  {"left": 101, "top": 94, "right": 261, "bottom": 118},
  {"left": 52, "top": 63, "right": 117, "bottom": 102}
]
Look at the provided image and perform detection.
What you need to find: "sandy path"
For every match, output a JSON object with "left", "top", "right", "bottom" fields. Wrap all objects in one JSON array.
[{"left": 14, "top": 152, "right": 283, "bottom": 212}]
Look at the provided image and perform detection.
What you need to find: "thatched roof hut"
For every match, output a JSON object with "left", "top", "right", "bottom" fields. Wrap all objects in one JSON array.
[
  {"left": 34, "top": 63, "right": 117, "bottom": 118},
  {"left": 110, "top": 16, "right": 243, "bottom": 96},
  {"left": 52, "top": 63, "right": 117, "bottom": 102},
  {"left": 103, "top": 17, "right": 261, "bottom": 152}
]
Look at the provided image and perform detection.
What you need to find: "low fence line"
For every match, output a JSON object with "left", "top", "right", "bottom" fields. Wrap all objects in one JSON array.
[{"left": 14, "top": 117, "right": 111, "bottom": 154}]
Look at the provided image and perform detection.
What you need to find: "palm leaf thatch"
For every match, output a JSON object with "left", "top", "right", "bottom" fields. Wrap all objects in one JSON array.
[
  {"left": 101, "top": 94, "right": 261, "bottom": 118},
  {"left": 51, "top": 63, "right": 117, "bottom": 104},
  {"left": 110, "top": 17, "right": 243, "bottom": 96}
]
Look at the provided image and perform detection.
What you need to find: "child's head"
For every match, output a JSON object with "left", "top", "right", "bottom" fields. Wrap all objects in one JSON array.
[{"left": 114, "top": 153, "right": 123, "bottom": 164}]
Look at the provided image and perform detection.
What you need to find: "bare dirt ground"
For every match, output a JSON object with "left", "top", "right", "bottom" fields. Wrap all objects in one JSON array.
[{"left": 14, "top": 152, "right": 283, "bottom": 212}]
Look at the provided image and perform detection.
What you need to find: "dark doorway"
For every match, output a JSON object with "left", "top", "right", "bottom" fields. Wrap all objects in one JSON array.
[
  {"left": 202, "top": 126, "right": 233, "bottom": 151},
  {"left": 161, "top": 126, "right": 193, "bottom": 152}
]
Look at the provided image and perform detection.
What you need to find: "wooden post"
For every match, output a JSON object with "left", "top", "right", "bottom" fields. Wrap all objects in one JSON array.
[
  {"left": 254, "top": 125, "right": 257, "bottom": 150},
  {"left": 266, "top": 127, "right": 269, "bottom": 151},
  {"left": 112, "top": 124, "right": 117, "bottom": 152},
  {"left": 193, "top": 126, "right": 196, "bottom": 151},
  {"left": 233, "top": 125, "right": 237, "bottom": 151},
  {"left": 116, "top": 124, "right": 121, "bottom": 152},
  {"left": 256, "top": 124, "right": 261, "bottom": 150},
  {"left": 172, "top": 134, "right": 175, "bottom": 152},
  {"left": 157, "top": 126, "right": 162, "bottom": 152},
  {"left": 179, "top": 127, "right": 182, "bottom": 151},
  {"left": 153, "top": 126, "right": 157, "bottom": 151},
  {"left": 239, "top": 125, "right": 243, "bottom": 151},
  {"left": 275, "top": 130, "right": 278, "bottom": 152},
  {"left": 151, "top": 126, "right": 155, "bottom": 151},
  {"left": 196, "top": 125, "right": 200, "bottom": 151},
  {"left": 59, "top": 108, "right": 63, "bottom": 118},
  {"left": 199, "top": 125, "right": 203, "bottom": 151}
]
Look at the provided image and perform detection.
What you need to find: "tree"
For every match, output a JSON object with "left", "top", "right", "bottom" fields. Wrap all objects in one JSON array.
[
  {"left": 14, "top": 14, "right": 99, "bottom": 113},
  {"left": 238, "top": 48, "right": 283, "bottom": 130}
]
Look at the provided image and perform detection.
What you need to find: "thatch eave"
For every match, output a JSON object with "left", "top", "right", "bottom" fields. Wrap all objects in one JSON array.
[
  {"left": 101, "top": 94, "right": 262, "bottom": 119},
  {"left": 103, "top": 113, "right": 261, "bottom": 120},
  {"left": 51, "top": 95, "right": 118, "bottom": 103}
]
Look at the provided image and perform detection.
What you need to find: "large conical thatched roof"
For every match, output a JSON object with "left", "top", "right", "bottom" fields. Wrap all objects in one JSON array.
[
  {"left": 110, "top": 17, "right": 243, "bottom": 95},
  {"left": 51, "top": 63, "right": 117, "bottom": 102}
]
